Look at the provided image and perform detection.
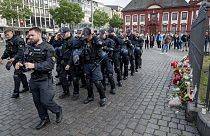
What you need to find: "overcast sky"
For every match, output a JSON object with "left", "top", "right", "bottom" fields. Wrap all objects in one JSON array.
[{"left": 95, "top": 0, "right": 190, "bottom": 8}]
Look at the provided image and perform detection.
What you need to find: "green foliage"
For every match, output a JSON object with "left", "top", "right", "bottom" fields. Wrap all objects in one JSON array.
[
  {"left": 109, "top": 14, "right": 123, "bottom": 28},
  {"left": 0, "top": 0, "right": 32, "bottom": 22},
  {"left": 93, "top": 9, "right": 109, "bottom": 27},
  {"left": 199, "top": 55, "right": 210, "bottom": 103},
  {"left": 49, "top": 0, "right": 84, "bottom": 26}
]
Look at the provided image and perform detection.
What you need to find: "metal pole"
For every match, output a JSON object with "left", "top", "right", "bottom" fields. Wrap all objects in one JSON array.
[{"left": 91, "top": 0, "right": 93, "bottom": 28}]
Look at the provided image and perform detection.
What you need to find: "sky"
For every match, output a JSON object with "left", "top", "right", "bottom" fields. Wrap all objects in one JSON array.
[{"left": 95, "top": 0, "right": 190, "bottom": 8}]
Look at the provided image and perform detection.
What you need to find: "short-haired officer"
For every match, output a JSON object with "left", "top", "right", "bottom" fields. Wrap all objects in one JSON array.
[
  {"left": 15, "top": 27, "right": 62, "bottom": 130},
  {"left": 0, "top": 30, "right": 29, "bottom": 98}
]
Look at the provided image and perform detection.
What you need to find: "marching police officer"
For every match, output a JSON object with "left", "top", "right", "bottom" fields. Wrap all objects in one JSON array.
[
  {"left": 49, "top": 32, "right": 62, "bottom": 79},
  {"left": 75, "top": 29, "right": 86, "bottom": 88},
  {"left": 126, "top": 29, "right": 137, "bottom": 76},
  {"left": 0, "top": 30, "right": 29, "bottom": 98},
  {"left": 80, "top": 27, "right": 106, "bottom": 107},
  {"left": 70, "top": 30, "right": 85, "bottom": 100},
  {"left": 58, "top": 27, "right": 74, "bottom": 99},
  {"left": 98, "top": 29, "right": 116, "bottom": 94},
  {"left": 134, "top": 33, "right": 144, "bottom": 71},
  {"left": 107, "top": 28, "right": 123, "bottom": 87},
  {"left": 120, "top": 36, "right": 130, "bottom": 80},
  {"left": 15, "top": 27, "right": 62, "bottom": 130}
]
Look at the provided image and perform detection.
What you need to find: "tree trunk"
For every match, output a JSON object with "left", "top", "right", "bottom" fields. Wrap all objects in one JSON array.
[{"left": 12, "top": 19, "right": 14, "bottom": 33}]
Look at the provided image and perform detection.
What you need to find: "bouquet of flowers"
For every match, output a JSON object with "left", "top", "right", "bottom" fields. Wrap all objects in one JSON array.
[{"left": 169, "top": 55, "right": 194, "bottom": 106}]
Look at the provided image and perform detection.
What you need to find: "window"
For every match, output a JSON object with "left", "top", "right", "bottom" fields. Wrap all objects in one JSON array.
[
  {"left": 125, "top": 16, "right": 130, "bottom": 23},
  {"left": 162, "top": 25, "right": 167, "bottom": 33},
  {"left": 172, "top": 13, "right": 178, "bottom": 20},
  {"left": 171, "top": 25, "right": 177, "bottom": 34},
  {"left": 140, "top": 25, "right": 144, "bottom": 34},
  {"left": 181, "top": 24, "right": 186, "bottom": 33},
  {"left": 151, "top": 14, "right": 157, "bottom": 21},
  {"left": 140, "top": 15, "right": 145, "bottom": 22},
  {"left": 126, "top": 25, "right": 130, "bottom": 30},
  {"left": 182, "top": 12, "right": 187, "bottom": 20},
  {"left": 133, "top": 15, "right": 137, "bottom": 22},
  {"left": 163, "top": 13, "right": 168, "bottom": 21},
  {"left": 133, "top": 25, "right": 137, "bottom": 32}
]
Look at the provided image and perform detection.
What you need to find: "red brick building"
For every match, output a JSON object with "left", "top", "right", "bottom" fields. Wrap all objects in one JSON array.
[{"left": 122, "top": 0, "right": 210, "bottom": 35}]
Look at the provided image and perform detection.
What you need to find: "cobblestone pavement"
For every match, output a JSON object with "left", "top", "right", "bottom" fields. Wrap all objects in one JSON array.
[{"left": 0, "top": 45, "right": 200, "bottom": 136}]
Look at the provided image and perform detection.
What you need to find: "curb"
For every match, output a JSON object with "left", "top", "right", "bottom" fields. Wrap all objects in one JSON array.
[{"left": 186, "top": 102, "right": 210, "bottom": 136}]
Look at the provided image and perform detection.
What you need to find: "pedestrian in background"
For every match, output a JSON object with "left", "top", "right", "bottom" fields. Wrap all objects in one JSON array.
[
  {"left": 145, "top": 33, "right": 149, "bottom": 49},
  {"left": 161, "top": 34, "right": 171, "bottom": 54},
  {"left": 150, "top": 34, "right": 155, "bottom": 48},
  {"left": 181, "top": 32, "right": 188, "bottom": 51},
  {"left": 204, "top": 32, "right": 209, "bottom": 53},
  {"left": 156, "top": 32, "right": 163, "bottom": 49}
]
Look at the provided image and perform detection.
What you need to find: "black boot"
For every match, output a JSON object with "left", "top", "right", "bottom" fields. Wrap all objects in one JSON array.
[
  {"left": 11, "top": 93, "right": 19, "bottom": 98},
  {"left": 80, "top": 84, "right": 86, "bottom": 88},
  {"left": 59, "top": 92, "right": 70, "bottom": 99},
  {"left": 123, "top": 76, "right": 128, "bottom": 80},
  {"left": 19, "top": 88, "right": 29, "bottom": 93},
  {"left": 83, "top": 97, "right": 94, "bottom": 104},
  {"left": 110, "top": 89, "right": 116, "bottom": 95},
  {"left": 131, "top": 72, "right": 134, "bottom": 76},
  {"left": 72, "top": 94, "right": 79, "bottom": 101},
  {"left": 99, "top": 98, "right": 107, "bottom": 107},
  {"left": 35, "top": 118, "right": 50, "bottom": 130},
  {"left": 118, "top": 81, "right": 122, "bottom": 87},
  {"left": 56, "top": 108, "right": 62, "bottom": 123},
  {"left": 56, "top": 82, "right": 62, "bottom": 86}
]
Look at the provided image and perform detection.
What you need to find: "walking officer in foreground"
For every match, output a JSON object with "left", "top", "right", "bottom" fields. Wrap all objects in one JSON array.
[
  {"left": 80, "top": 27, "right": 107, "bottom": 107},
  {"left": 15, "top": 27, "right": 62, "bottom": 130},
  {"left": 0, "top": 30, "right": 29, "bottom": 98}
]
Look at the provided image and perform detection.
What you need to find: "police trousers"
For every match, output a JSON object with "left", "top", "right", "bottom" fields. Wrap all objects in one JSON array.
[
  {"left": 30, "top": 78, "right": 61, "bottom": 120},
  {"left": 13, "top": 63, "right": 29, "bottom": 94}
]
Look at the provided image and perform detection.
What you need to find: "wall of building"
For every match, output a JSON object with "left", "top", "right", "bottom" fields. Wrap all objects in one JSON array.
[
  {"left": 122, "top": 1, "right": 209, "bottom": 35},
  {"left": 0, "top": 0, "right": 121, "bottom": 33}
]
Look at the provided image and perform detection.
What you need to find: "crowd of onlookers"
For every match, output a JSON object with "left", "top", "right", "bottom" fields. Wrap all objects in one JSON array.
[{"left": 129, "top": 31, "right": 209, "bottom": 54}]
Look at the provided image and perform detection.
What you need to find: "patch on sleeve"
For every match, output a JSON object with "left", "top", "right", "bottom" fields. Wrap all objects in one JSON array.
[{"left": 52, "top": 56, "right": 56, "bottom": 61}]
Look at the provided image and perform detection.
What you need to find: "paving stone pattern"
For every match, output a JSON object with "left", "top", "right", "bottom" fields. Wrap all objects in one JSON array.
[{"left": 0, "top": 45, "right": 200, "bottom": 136}]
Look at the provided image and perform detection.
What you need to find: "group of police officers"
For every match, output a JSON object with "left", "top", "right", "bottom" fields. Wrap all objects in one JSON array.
[{"left": 0, "top": 26, "right": 144, "bottom": 129}]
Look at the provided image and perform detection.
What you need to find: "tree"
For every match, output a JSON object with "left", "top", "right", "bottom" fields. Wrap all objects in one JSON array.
[
  {"left": 49, "top": 0, "right": 84, "bottom": 26},
  {"left": 109, "top": 14, "right": 123, "bottom": 29},
  {"left": 0, "top": 0, "right": 32, "bottom": 29},
  {"left": 93, "top": 9, "right": 109, "bottom": 27}
]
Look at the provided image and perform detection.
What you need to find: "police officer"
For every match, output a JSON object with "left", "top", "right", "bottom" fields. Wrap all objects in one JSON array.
[
  {"left": 126, "top": 29, "right": 137, "bottom": 76},
  {"left": 120, "top": 36, "right": 130, "bottom": 80},
  {"left": 70, "top": 30, "right": 86, "bottom": 100},
  {"left": 80, "top": 27, "right": 106, "bottom": 107},
  {"left": 49, "top": 32, "right": 62, "bottom": 83},
  {"left": 15, "top": 27, "right": 62, "bottom": 130},
  {"left": 98, "top": 29, "right": 116, "bottom": 94},
  {"left": 75, "top": 29, "right": 86, "bottom": 88},
  {"left": 107, "top": 28, "right": 123, "bottom": 87},
  {"left": 0, "top": 30, "right": 29, "bottom": 98},
  {"left": 134, "top": 33, "right": 144, "bottom": 71},
  {"left": 58, "top": 27, "right": 74, "bottom": 99}
]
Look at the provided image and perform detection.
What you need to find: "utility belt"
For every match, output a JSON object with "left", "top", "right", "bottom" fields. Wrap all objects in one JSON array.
[
  {"left": 31, "top": 71, "right": 52, "bottom": 82},
  {"left": 60, "top": 59, "right": 69, "bottom": 65},
  {"left": 84, "top": 58, "right": 99, "bottom": 64}
]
